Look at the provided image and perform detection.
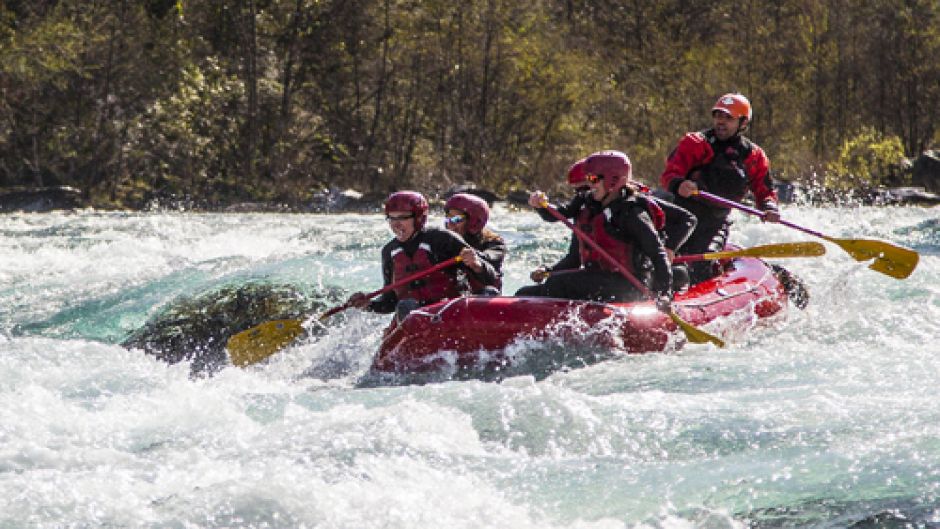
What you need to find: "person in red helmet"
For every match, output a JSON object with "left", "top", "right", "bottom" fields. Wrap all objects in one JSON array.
[
  {"left": 346, "top": 191, "right": 480, "bottom": 315},
  {"left": 444, "top": 193, "right": 505, "bottom": 295},
  {"left": 660, "top": 92, "right": 781, "bottom": 283},
  {"left": 516, "top": 150, "right": 674, "bottom": 303},
  {"left": 527, "top": 157, "right": 697, "bottom": 290}
]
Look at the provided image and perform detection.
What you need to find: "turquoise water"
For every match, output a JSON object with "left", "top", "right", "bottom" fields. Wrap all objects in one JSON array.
[{"left": 1, "top": 205, "right": 938, "bottom": 527}]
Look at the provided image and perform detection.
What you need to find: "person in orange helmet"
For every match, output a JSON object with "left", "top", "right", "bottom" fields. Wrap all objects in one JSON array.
[{"left": 659, "top": 92, "right": 781, "bottom": 284}]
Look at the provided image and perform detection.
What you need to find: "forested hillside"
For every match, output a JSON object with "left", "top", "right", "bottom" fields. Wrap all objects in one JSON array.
[{"left": 1, "top": 0, "right": 938, "bottom": 209}]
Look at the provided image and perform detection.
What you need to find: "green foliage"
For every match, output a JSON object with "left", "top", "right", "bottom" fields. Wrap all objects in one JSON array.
[
  {"left": 825, "top": 127, "right": 908, "bottom": 190},
  {"left": 1, "top": 0, "right": 938, "bottom": 206},
  {"left": 124, "top": 60, "right": 247, "bottom": 206}
]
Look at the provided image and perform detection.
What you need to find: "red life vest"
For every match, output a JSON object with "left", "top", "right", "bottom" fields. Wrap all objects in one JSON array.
[
  {"left": 466, "top": 268, "right": 502, "bottom": 294},
  {"left": 639, "top": 194, "right": 666, "bottom": 232},
  {"left": 464, "top": 237, "right": 503, "bottom": 294},
  {"left": 390, "top": 242, "right": 462, "bottom": 303},
  {"left": 576, "top": 207, "right": 636, "bottom": 275}
]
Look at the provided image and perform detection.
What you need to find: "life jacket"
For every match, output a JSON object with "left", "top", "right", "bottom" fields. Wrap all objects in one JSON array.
[
  {"left": 637, "top": 194, "right": 666, "bottom": 232},
  {"left": 696, "top": 129, "right": 753, "bottom": 202},
  {"left": 390, "top": 242, "right": 462, "bottom": 303},
  {"left": 576, "top": 205, "right": 636, "bottom": 275},
  {"left": 467, "top": 270, "right": 501, "bottom": 294},
  {"left": 681, "top": 129, "right": 754, "bottom": 220},
  {"left": 462, "top": 230, "right": 505, "bottom": 294}
]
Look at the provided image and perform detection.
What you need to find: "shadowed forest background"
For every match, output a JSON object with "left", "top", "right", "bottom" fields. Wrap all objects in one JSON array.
[{"left": 1, "top": 0, "right": 938, "bottom": 209}]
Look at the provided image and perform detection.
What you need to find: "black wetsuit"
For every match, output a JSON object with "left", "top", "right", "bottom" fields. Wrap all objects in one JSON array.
[
  {"left": 368, "top": 227, "right": 483, "bottom": 313},
  {"left": 516, "top": 189, "right": 673, "bottom": 302}
]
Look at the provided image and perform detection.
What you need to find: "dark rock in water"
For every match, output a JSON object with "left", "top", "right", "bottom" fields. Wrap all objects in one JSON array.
[
  {"left": 442, "top": 183, "right": 501, "bottom": 206},
  {"left": 122, "top": 283, "right": 327, "bottom": 376},
  {"left": 911, "top": 150, "right": 940, "bottom": 193},
  {"left": 773, "top": 180, "right": 798, "bottom": 204},
  {"left": 223, "top": 202, "right": 292, "bottom": 213},
  {"left": 882, "top": 186, "right": 940, "bottom": 206},
  {"left": 505, "top": 189, "right": 531, "bottom": 206},
  {"left": 307, "top": 187, "right": 385, "bottom": 213},
  {"left": 0, "top": 186, "right": 84, "bottom": 213}
]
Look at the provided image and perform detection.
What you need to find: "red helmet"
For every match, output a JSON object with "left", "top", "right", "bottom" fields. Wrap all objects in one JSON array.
[
  {"left": 712, "top": 93, "right": 752, "bottom": 122},
  {"left": 583, "top": 150, "right": 632, "bottom": 190},
  {"left": 384, "top": 191, "right": 429, "bottom": 230},
  {"left": 444, "top": 193, "right": 489, "bottom": 234},
  {"left": 566, "top": 158, "right": 587, "bottom": 186}
]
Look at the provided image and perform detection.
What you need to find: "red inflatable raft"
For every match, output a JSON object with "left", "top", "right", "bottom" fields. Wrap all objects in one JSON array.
[{"left": 368, "top": 256, "right": 788, "bottom": 381}]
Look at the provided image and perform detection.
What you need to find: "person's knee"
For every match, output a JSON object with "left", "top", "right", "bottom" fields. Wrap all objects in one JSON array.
[
  {"left": 671, "top": 264, "right": 690, "bottom": 292},
  {"left": 395, "top": 298, "right": 421, "bottom": 323}
]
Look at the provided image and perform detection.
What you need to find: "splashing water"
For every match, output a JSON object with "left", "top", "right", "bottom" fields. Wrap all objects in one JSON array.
[{"left": 1, "top": 205, "right": 938, "bottom": 527}]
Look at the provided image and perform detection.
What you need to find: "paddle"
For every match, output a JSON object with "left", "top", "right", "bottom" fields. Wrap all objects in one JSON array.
[
  {"left": 694, "top": 191, "right": 920, "bottom": 279},
  {"left": 226, "top": 256, "right": 463, "bottom": 367},
  {"left": 672, "top": 241, "right": 826, "bottom": 264},
  {"left": 540, "top": 203, "right": 725, "bottom": 347}
]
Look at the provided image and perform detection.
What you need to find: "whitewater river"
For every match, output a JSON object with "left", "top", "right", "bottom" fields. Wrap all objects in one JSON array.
[{"left": 1, "top": 203, "right": 938, "bottom": 528}]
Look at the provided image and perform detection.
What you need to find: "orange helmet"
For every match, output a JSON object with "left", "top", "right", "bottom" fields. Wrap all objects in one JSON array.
[{"left": 712, "top": 93, "right": 752, "bottom": 122}]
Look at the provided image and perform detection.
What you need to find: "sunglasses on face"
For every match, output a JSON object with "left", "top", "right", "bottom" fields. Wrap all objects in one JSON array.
[
  {"left": 585, "top": 173, "right": 602, "bottom": 184},
  {"left": 386, "top": 214, "right": 414, "bottom": 222},
  {"left": 446, "top": 214, "right": 466, "bottom": 225}
]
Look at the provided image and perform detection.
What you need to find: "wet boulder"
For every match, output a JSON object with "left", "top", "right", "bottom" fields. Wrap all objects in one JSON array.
[
  {"left": 122, "top": 283, "right": 328, "bottom": 376},
  {"left": 0, "top": 186, "right": 83, "bottom": 213},
  {"left": 443, "top": 183, "right": 501, "bottom": 206},
  {"left": 911, "top": 150, "right": 940, "bottom": 193}
]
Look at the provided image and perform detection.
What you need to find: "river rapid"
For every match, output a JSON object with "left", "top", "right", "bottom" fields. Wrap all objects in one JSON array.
[{"left": 1, "top": 204, "right": 938, "bottom": 528}]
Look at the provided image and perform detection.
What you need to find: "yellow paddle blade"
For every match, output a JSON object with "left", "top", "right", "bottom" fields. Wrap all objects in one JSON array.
[
  {"left": 702, "top": 242, "right": 826, "bottom": 260},
  {"left": 226, "top": 318, "right": 306, "bottom": 367},
  {"left": 668, "top": 309, "right": 726, "bottom": 347},
  {"left": 824, "top": 236, "right": 920, "bottom": 280}
]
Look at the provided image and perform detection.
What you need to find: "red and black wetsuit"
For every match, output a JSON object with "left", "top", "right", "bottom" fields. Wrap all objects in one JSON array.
[
  {"left": 517, "top": 189, "right": 673, "bottom": 302},
  {"left": 368, "top": 227, "right": 471, "bottom": 313},
  {"left": 660, "top": 128, "right": 778, "bottom": 281}
]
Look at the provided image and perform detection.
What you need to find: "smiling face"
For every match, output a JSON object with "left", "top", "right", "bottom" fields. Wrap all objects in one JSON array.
[
  {"left": 386, "top": 210, "right": 417, "bottom": 242},
  {"left": 588, "top": 175, "right": 607, "bottom": 202},
  {"left": 444, "top": 208, "right": 467, "bottom": 236}
]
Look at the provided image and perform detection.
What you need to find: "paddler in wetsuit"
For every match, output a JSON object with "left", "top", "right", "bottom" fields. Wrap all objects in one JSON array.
[
  {"left": 346, "top": 191, "right": 495, "bottom": 319},
  {"left": 525, "top": 155, "right": 697, "bottom": 292},
  {"left": 660, "top": 92, "right": 781, "bottom": 284},
  {"left": 443, "top": 193, "right": 506, "bottom": 295},
  {"left": 514, "top": 150, "right": 674, "bottom": 304}
]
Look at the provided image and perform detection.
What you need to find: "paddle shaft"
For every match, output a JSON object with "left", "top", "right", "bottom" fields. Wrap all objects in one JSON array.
[
  {"left": 671, "top": 242, "right": 825, "bottom": 263},
  {"left": 694, "top": 190, "right": 828, "bottom": 239},
  {"left": 319, "top": 255, "right": 462, "bottom": 319}
]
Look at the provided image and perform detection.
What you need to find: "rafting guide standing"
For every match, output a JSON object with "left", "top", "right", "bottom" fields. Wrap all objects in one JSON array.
[{"left": 660, "top": 93, "right": 781, "bottom": 284}]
